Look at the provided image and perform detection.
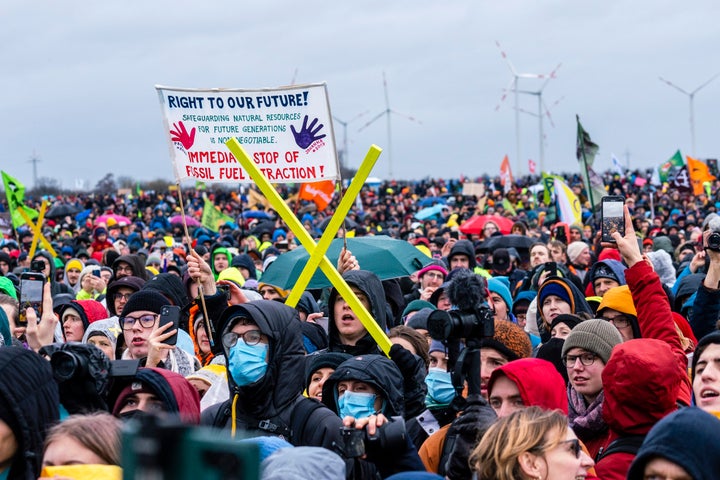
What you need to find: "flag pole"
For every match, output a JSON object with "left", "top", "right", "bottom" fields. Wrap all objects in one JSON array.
[{"left": 176, "top": 183, "right": 214, "bottom": 348}]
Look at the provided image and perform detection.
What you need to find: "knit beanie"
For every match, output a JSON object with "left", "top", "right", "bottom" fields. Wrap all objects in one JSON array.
[
  {"left": 217, "top": 267, "right": 246, "bottom": 288},
  {"left": 417, "top": 261, "right": 448, "bottom": 279},
  {"left": 487, "top": 277, "right": 513, "bottom": 310},
  {"left": 549, "top": 314, "right": 584, "bottom": 332},
  {"left": 566, "top": 242, "right": 588, "bottom": 263},
  {"left": 598, "top": 285, "right": 637, "bottom": 317},
  {"left": 402, "top": 300, "right": 436, "bottom": 318},
  {"left": 120, "top": 290, "right": 168, "bottom": 317},
  {"left": 304, "top": 351, "right": 351, "bottom": 391},
  {"left": 480, "top": 320, "right": 533, "bottom": 361},
  {"left": 65, "top": 258, "right": 83, "bottom": 273},
  {"left": 538, "top": 280, "right": 573, "bottom": 308},
  {"left": 405, "top": 308, "right": 434, "bottom": 331},
  {"left": 646, "top": 250, "right": 677, "bottom": 288},
  {"left": 429, "top": 340, "right": 446, "bottom": 355},
  {"left": 561, "top": 319, "right": 623, "bottom": 364}
]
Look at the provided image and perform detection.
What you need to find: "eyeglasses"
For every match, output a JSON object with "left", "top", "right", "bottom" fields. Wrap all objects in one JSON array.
[
  {"left": 601, "top": 314, "right": 631, "bottom": 329},
  {"left": 113, "top": 293, "right": 133, "bottom": 302},
  {"left": 116, "top": 265, "right": 134, "bottom": 274},
  {"left": 559, "top": 439, "right": 582, "bottom": 458},
  {"left": 423, "top": 272, "right": 445, "bottom": 280},
  {"left": 222, "top": 330, "right": 263, "bottom": 348},
  {"left": 562, "top": 352, "right": 598, "bottom": 368},
  {"left": 120, "top": 314, "right": 159, "bottom": 330}
]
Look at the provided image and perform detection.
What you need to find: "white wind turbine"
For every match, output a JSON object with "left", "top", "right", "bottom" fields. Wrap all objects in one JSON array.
[
  {"left": 358, "top": 72, "right": 421, "bottom": 179},
  {"left": 495, "top": 41, "right": 557, "bottom": 175},
  {"left": 333, "top": 111, "right": 369, "bottom": 171}
]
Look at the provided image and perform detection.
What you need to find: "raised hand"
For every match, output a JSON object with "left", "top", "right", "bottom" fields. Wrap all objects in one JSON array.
[
  {"left": 170, "top": 121, "right": 196, "bottom": 150},
  {"left": 291, "top": 115, "right": 326, "bottom": 149}
]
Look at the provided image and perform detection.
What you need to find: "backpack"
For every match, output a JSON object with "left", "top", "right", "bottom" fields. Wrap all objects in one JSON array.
[
  {"left": 595, "top": 435, "right": 646, "bottom": 462},
  {"left": 212, "top": 395, "right": 327, "bottom": 446}
]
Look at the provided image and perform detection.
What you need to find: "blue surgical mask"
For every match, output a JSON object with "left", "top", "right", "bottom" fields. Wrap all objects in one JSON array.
[
  {"left": 425, "top": 368, "right": 455, "bottom": 405},
  {"left": 337, "top": 391, "right": 377, "bottom": 419},
  {"left": 228, "top": 340, "right": 268, "bottom": 386}
]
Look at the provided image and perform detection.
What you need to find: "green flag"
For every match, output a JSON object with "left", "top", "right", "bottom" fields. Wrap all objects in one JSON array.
[
  {"left": 201, "top": 195, "right": 234, "bottom": 232},
  {"left": 541, "top": 172, "right": 565, "bottom": 205},
  {"left": 1, "top": 171, "right": 38, "bottom": 228},
  {"left": 658, "top": 150, "right": 685, "bottom": 183},
  {"left": 576, "top": 116, "right": 606, "bottom": 210}
]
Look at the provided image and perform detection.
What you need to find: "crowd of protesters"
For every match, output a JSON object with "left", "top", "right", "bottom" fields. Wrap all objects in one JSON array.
[{"left": 1, "top": 167, "right": 720, "bottom": 479}]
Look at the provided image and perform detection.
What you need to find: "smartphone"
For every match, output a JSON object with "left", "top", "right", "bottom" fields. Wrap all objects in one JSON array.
[
  {"left": 19, "top": 272, "right": 46, "bottom": 325},
  {"left": 554, "top": 226, "right": 567, "bottom": 244},
  {"left": 544, "top": 261, "right": 558, "bottom": 277},
  {"left": 602, "top": 196, "right": 626, "bottom": 243},
  {"left": 450, "top": 231, "right": 459, "bottom": 240},
  {"left": 92, "top": 269, "right": 101, "bottom": 278},
  {"left": 158, "top": 305, "right": 180, "bottom": 346}
]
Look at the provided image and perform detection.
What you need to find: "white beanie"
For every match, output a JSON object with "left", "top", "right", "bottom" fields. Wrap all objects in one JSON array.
[{"left": 567, "top": 241, "right": 588, "bottom": 262}]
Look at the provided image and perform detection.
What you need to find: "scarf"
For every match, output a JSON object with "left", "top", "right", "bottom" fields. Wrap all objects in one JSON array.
[{"left": 567, "top": 385, "right": 607, "bottom": 440}]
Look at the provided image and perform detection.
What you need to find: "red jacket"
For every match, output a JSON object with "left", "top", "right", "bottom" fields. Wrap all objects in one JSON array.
[
  {"left": 626, "top": 261, "right": 692, "bottom": 405},
  {"left": 595, "top": 262, "right": 690, "bottom": 479}
]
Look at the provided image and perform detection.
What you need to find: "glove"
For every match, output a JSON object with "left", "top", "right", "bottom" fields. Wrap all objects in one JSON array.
[
  {"left": 389, "top": 344, "right": 417, "bottom": 375},
  {"left": 441, "top": 396, "right": 497, "bottom": 479},
  {"left": 389, "top": 344, "right": 428, "bottom": 419}
]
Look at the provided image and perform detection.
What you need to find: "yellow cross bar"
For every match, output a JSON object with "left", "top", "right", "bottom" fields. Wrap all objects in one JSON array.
[
  {"left": 225, "top": 139, "right": 392, "bottom": 355},
  {"left": 19, "top": 200, "right": 57, "bottom": 259}
]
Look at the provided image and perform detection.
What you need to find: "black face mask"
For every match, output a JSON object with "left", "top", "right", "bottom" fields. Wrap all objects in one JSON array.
[{"left": 117, "top": 409, "right": 157, "bottom": 422}]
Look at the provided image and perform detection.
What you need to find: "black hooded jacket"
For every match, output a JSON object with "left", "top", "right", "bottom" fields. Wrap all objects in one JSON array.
[
  {"left": 142, "top": 273, "right": 191, "bottom": 330},
  {"left": 112, "top": 254, "right": 149, "bottom": 280},
  {"left": 328, "top": 270, "right": 388, "bottom": 356},
  {"left": 230, "top": 254, "right": 257, "bottom": 279},
  {"left": 0, "top": 347, "right": 60, "bottom": 480},
  {"left": 201, "top": 300, "right": 345, "bottom": 451}
]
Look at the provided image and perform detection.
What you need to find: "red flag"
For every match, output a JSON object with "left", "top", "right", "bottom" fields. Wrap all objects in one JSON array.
[
  {"left": 500, "top": 155, "right": 513, "bottom": 193},
  {"left": 528, "top": 159, "right": 537, "bottom": 174},
  {"left": 299, "top": 180, "right": 335, "bottom": 211}
]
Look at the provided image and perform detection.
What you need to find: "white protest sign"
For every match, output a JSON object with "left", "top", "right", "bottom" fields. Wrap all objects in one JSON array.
[{"left": 156, "top": 83, "right": 339, "bottom": 184}]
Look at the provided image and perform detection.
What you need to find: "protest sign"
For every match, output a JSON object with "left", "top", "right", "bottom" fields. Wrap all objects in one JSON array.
[{"left": 156, "top": 84, "right": 339, "bottom": 184}]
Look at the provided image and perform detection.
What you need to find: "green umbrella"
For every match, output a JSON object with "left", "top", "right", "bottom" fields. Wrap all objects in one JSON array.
[{"left": 260, "top": 236, "right": 435, "bottom": 290}]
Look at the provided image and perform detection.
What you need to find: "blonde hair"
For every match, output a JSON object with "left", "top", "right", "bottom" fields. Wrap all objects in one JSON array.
[
  {"left": 44, "top": 412, "right": 122, "bottom": 465},
  {"left": 470, "top": 407, "right": 568, "bottom": 480}
]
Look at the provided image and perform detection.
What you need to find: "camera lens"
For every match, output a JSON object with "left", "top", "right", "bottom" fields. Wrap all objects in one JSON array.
[
  {"left": 51, "top": 351, "right": 80, "bottom": 382},
  {"left": 427, "top": 310, "right": 453, "bottom": 340}
]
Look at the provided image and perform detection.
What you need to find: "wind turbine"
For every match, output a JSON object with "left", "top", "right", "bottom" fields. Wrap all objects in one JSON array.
[
  {"left": 495, "top": 41, "right": 556, "bottom": 175},
  {"left": 358, "top": 72, "right": 421, "bottom": 179},
  {"left": 514, "top": 63, "right": 562, "bottom": 173},
  {"left": 659, "top": 73, "right": 720, "bottom": 156},
  {"left": 333, "top": 111, "right": 369, "bottom": 171}
]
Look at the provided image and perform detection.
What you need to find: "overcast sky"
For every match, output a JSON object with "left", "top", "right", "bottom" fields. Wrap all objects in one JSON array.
[{"left": 2, "top": 1, "right": 719, "bottom": 190}]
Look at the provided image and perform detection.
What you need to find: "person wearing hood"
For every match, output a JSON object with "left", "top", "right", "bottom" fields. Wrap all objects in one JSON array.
[
  {"left": 595, "top": 338, "right": 685, "bottom": 479},
  {"left": 322, "top": 354, "right": 426, "bottom": 478},
  {"left": 105, "top": 275, "right": 145, "bottom": 318},
  {"left": 305, "top": 351, "right": 352, "bottom": 402},
  {"left": 201, "top": 301, "right": 351, "bottom": 452},
  {"left": 0, "top": 347, "right": 60, "bottom": 480},
  {"left": 210, "top": 246, "right": 232, "bottom": 281},
  {"left": 112, "top": 254, "right": 149, "bottom": 281},
  {"left": 32, "top": 250, "right": 74, "bottom": 297},
  {"left": 62, "top": 258, "right": 84, "bottom": 294},
  {"left": 688, "top": 229, "right": 720, "bottom": 340},
  {"left": 537, "top": 276, "right": 593, "bottom": 342},
  {"left": 487, "top": 357, "right": 569, "bottom": 418},
  {"left": 88, "top": 227, "right": 113, "bottom": 257},
  {"left": 111, "top": 367, "right": 200, "bottom": 424},
  {"left": 231, "top": 253, "right": 258, "bottom": 280},
  {"left": 327, "top": 270, "right": 428, "bottom": 419},
  {"left": 58, "top": 299, "right": 109, "bottom": 342},
  {"left": 444, "top": 239, "right": 476, "bottom": 271},
  {"left": 141, "top": 273, "right": 191, "bottom": 331},
  {"left": 75, "top": 265, "right": 108, "bottom": 300},
  {"left": 627, "top": 407, "right": 720, "bottom": 480},
  {"left": 82, "top": 318, "right": 122, "bottom": 360},
  {"left": 585, "top": 259, "right": 626, "bottom": 298}
]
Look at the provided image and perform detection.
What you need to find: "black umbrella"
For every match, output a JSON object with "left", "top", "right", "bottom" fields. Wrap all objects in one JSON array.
[
  {"left": 45, "top": 204, "right": 81, "bottom": 220},
  {"left": 250, "top": 220, "right": 276, "bottom": 238},
  {"left": 318, "top": 216, "right": 359, "bottom": 231},
  {"left": 475, "top": 234, "right": 536, "bottom": 253}
]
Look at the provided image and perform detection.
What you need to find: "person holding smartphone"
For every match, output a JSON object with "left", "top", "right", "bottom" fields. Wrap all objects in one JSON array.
[
  {"left": 119, "top": 290, "right": 198, "bottom": 377},
  {"left": 76, "top": 265, "right": 107, "bottom": 300}
]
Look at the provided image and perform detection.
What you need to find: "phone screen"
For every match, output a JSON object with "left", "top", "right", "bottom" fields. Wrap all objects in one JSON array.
[
  {"left": 19, "top": 277, "right": 44, "bottom": 324},
  {"left": 602, "top": 199, "right": 625, "bottom": 242}
]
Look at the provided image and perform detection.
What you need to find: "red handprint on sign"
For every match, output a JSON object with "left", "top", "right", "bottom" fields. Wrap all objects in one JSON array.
[{"left": 170, "top": 121, "right": 196, "bottom": 150}]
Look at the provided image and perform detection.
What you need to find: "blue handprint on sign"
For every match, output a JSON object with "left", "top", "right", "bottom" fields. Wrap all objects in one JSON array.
[{"left": 291, "top": 115, "right": 326, "bottom": 149}]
